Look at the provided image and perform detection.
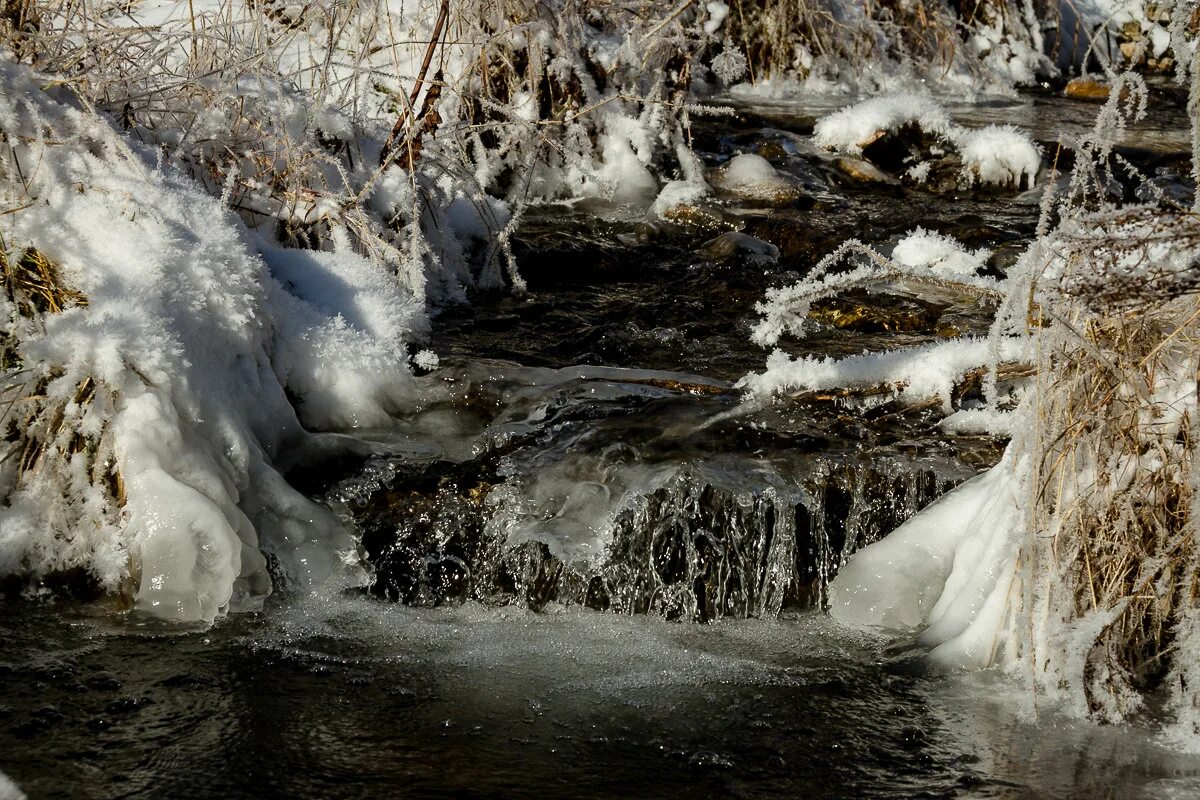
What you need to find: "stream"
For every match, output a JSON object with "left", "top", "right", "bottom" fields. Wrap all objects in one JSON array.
[{"left": 3, "top": 86, "right": 1199, "bottom": 798}]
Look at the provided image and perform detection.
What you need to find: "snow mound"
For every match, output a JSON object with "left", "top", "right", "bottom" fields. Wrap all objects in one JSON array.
[
  {"left": 651, "top": 180, "right": 711, "bottom": 219},
  {"left": 958, "top": 126, "right": 1042, "bottom": 188},
  {"left": 813, "top": 94, "right": 953, "bottom": 153},
  {"left": 0, "top": 60, "right": 422, "bottom": 621},
  {"left": 710, "top": 154, "right": 803, "bottom": 203}
]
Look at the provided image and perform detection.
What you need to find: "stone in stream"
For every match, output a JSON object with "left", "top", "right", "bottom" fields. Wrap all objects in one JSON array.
[
  {"left": 700, "top": 231, "right": 780, "bottom": 262},
  {"left": 659, "top": 203, "right": 741, "bottom": 233},
  {"left": 1065, "top": 78, "right": 1111, "bottom": 102},
  {"left": 833, "top": 156, "right": 900, "bottom": 186},
  {"left": 708, "top": 153, "right": 808, "bottom": 206}
]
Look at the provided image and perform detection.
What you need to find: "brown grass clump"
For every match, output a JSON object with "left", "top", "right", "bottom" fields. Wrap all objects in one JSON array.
[
  {"left": 2, "top": 244, "right": 87, "bottom": 317},
  {"left": 1021, "top": 209, "right": 1200, "bottom": 718}
]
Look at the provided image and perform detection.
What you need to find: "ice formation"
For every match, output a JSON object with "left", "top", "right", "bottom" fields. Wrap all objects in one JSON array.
[
  {"left": 830, "top": 452, "right": 1021, "bottom": 669},
  {"left": 891, "top": 229, "right": 992, "bottom": 277},
  {"left": 814, "top": 95, "right": 1042, "bottom": 189},
  {"left": 710, "top": 154, "right": 803, "bottom": 203}
]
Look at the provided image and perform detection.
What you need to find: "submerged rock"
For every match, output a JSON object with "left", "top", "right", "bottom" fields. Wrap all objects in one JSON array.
[
  {"left": 808, "top": 300, "right": 942, "bottom": 333},
  {"left": 659, "top": 203, "right": 741, "bottom": 233},
  {"left": 700, "top": 231, "right": 780, "bottom": 262}
]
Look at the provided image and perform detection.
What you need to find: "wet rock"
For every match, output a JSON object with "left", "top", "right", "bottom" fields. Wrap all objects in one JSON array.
[
  {"left": 914, "top": 155, "right": 966, "bottom": 194},
  {"left": 986, "top": 242, "right": 1025, "bottom": 277},
  {"left": 756, "top": 140, "right": 789, "bottom": 160},
  {"left": 743, "top": 211, "right": 845, "bottom": 261},
  {"left": 659, "top": 203, "right": 741, "bottom": 234},
  {"left": 808, "top": 297, "right": 943, "bottom": 333},
  {"left": 833, "top": 156, "right": 900, "bottom": 186},
  {"left": 709, "top": 153, "right": 807, "bottom": 206},
  {"left": 700, "top": 231, "right": 780, "bottom": 263},
  {"left": 1065, "top": 78, "right": 1111, "bottom": 102},
  {"left": 860, "top": 123, "right": 947, "bottom": 175}
]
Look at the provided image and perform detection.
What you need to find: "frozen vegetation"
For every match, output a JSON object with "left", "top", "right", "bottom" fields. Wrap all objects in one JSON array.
[
  {"left": 748, "top": 5, "right": 1200, "bottom": 739},
  {"left": 0, "top": 0, "right": 1197, "bottom": 760}
]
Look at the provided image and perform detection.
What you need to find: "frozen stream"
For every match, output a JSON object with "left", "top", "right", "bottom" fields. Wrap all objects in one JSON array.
[{"left": 3, "top": 87, "right": 1199, "bottom": 797}]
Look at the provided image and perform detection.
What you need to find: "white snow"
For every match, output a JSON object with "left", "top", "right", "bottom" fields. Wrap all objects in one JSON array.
[
  {"left": 0, "top": 60, "right": 421, "bottom": 621},
  {"left": 704, "top": 1, "right": 730, "bottom": 35},
  {"left": 814, "top": 95, "right": 1041, "bottom": 189},
  {"left": 813, "top": 94, "right": 953, "bottom": 154},
  {"left": 891, "top": 228, "right": 991, "bottom": 277}
]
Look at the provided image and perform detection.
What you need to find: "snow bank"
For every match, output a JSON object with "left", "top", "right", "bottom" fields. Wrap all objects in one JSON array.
[
  {"left": 0, "top": 60, "right": 421, "bottom": 621},
  {"left": 814, "top": 95, "right": 1041, "bottom": 189}
]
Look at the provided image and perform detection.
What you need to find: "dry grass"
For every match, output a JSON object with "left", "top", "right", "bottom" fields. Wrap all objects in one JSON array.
[
  {"left": 2, "top": 244, "right": 87, "bottom": 317},
  {"left": 1023, "top": 209, "right": 1200, "bottom": 715},
  {"left": 726, "top": 0, "right": 989, "bottom": 83}
]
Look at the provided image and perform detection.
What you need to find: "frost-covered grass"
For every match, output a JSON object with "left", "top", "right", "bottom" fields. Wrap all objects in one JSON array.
[
  {"left": 719, "top": 0, "right": 1052, "bottom": 94},
  {"left": 760, "top": 9, "right": 1200, "bottom": 741}
]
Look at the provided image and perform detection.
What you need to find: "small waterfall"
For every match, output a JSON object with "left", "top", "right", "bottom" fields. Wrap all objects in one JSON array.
[
  {"left": 342, "top": 451, "right": 968, "bottom": 621},
  {"left": 323, "top": 363, "right": 993, "bottom": 621}
]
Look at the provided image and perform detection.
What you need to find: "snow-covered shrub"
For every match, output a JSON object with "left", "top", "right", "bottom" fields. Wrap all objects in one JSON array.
[
  {"left": 0, "top": 60, "right": 423, "bottom": 620},
  {"left": 774, "top": 2, "right": 1200, "bottom": 736},
  {"left": 5, "top": 1, "right": 727, "bottom": 304}
]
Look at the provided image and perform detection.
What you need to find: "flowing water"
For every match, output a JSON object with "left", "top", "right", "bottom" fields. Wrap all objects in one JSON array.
[{"left": 3, "top": 89, "right": 1199, "bottom": 798}]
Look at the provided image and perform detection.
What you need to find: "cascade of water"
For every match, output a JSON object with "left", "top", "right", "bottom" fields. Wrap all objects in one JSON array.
[{"left": 344, "top": 449, "right": 966, "bottom": 620}]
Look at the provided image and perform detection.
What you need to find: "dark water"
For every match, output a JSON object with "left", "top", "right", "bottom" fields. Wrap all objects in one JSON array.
[
  {"left": 7, "top": 597, "right": 1200, "bottom": 796},
  {"left": 4, "top": 596, "right": 1200, "bottom": 799},
  {"left": 3, "top": 89, "right": 1199, "bottom": 798}
]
